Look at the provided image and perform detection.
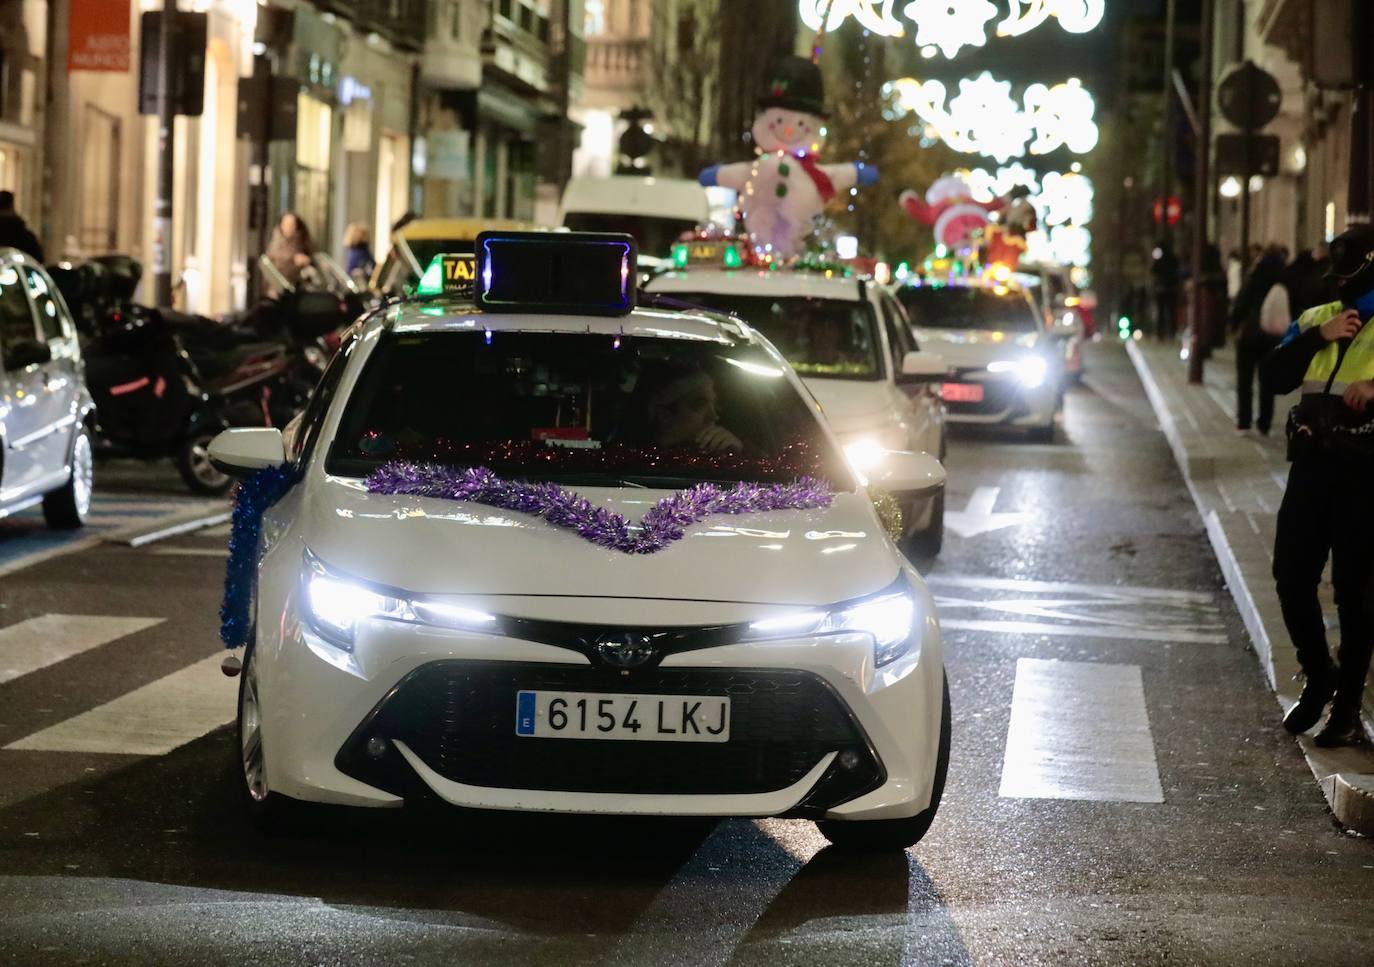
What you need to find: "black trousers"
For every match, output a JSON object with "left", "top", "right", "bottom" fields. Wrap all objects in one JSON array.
[
  {"left": 1273, "top": 450, "right": 1374, "bottom": 715},
  {"left": 1236, "top": 330, "right": 1279, "bottom": 432}
]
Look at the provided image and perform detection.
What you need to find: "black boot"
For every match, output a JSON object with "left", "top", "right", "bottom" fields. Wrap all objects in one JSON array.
[
  {"left": 1283, "top": 673, "right": 1336, "bottom": 734},
  {"left": 1314, "top": 707, "right": 1365, "bottom": 748}
]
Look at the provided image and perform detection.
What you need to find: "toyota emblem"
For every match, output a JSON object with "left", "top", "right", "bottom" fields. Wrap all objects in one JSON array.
[{"left": 594, "top": 633, "right": 656, "bottom": 669}]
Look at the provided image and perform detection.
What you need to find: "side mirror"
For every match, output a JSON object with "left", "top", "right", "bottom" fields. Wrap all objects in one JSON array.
[
  {"left": 208, "top": 427, "right": 287, "bottom": 477},
  {"left": 899, "top": 350, "right": 949, "bottom": 381},
  {"left": 4, "top": 340, "right": 52, "bottom": 370},
  {"left": 863, "top": 449, "right": 946, "bottom": 493}
]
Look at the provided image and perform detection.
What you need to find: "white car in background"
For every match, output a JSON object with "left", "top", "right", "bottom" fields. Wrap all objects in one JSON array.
[
  {"left": 646, "top": 263, "right": 950, "bottom": 556},
  {"left": 894, "top": 280, "right": 1063, "bottom": 442},
  {"left": 210, "top": 233, "right": 951, "bottom": 851}
]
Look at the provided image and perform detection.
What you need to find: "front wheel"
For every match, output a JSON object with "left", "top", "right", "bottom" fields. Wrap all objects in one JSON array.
[
  {"left": 42, "top": 426, "right": 94, "bottom": 529},
  {"left": 817, "top": 675, "right": 950, "bottom": 851},
  {"left": 175, "top": 430, "right": 233, "bottom": 495},
  {"left": 236, "top": 641, "right": 296, "bottom": 830},
  {"left": 905, "top": 488, "right": 944, "bottom": 559}
]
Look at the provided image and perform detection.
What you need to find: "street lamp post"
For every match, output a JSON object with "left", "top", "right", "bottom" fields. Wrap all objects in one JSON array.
[
  {"left": 1188, "top": 0, "right": 1215, "bottom": 384},
  {"left": 152, "top": 0, "right": 178, "bottom": 308}
]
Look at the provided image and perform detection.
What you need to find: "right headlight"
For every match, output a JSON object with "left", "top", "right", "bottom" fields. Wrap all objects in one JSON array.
[
  {"left": 300, "top": 549, "right": 497, "bottom": 651},
  {"left": 747, "top": 581, "right": 921, "bottom": 667}
]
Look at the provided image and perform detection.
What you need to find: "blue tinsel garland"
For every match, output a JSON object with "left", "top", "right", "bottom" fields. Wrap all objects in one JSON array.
[{"left": 219, "top": 464, "right": 303, "bottom": 650}]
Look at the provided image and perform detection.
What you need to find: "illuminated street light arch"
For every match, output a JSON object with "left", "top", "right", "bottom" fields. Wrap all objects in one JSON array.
[
  {"left": 800, "top": 1, "right": 1105, "bottom": 59},
  {"left": 887, "top": 73, "right": 1098, "bottom": 162}
]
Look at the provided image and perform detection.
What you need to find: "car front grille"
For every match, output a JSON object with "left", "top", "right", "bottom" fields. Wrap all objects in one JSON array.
[{"left": 336, "top": 660, "right": 882, "bottom": 808}]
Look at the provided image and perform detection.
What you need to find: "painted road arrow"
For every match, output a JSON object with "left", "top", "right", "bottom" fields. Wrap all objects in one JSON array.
[{"left": 945, "top": 486, "right": 1031, "bottom": 538}]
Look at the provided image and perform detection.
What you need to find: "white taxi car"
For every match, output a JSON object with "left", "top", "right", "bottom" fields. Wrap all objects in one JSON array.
[
  {"left": 894, "top": 279, "right": 1063, "bottom": 442},
  {"left": 210, "top": 233, "right": 950, "bottom": 850},
  {"left": 645, "top": 245, "right": 949, "bottom": 556}
]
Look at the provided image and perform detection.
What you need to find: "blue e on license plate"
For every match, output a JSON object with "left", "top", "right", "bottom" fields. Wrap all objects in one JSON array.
[{"left": 515, "top": 690, "right": 730, "bottom": 743}]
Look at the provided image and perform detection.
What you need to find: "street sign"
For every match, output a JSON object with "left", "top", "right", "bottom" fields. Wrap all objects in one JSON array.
[
  {"left": 1217, "top": 60, "right": 1281, "bottom": 131},
  {"left": 1214, "top": 133, "right": 1280, "bottom": 177},
  {"left": 138, "top": 11, "right": 208, "bottom": 117}
]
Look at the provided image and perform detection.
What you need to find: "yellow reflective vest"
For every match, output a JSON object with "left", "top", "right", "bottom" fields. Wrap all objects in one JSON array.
[{"left": 1298, "top": 301, "right": 1374, "bottom": 393}]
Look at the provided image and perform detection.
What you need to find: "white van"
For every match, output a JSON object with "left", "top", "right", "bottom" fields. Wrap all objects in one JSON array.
[{"left": 559, "top": 175, "right": 711, "bottom": 258}]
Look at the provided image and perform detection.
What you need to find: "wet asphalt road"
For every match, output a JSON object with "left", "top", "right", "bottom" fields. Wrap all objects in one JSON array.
[{"left": 1, "top": 342, "right": 1373, "bottom": 966}]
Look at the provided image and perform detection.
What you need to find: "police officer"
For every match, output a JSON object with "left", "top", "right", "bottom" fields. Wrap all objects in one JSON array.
[{"left": 1260, "top": 224, "right": 1374, "bottom": 747}]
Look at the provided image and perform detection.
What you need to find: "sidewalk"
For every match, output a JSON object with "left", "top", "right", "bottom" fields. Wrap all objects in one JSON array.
[{"left": 1127, "top": 339, "right": 1374, "bottom": 834}]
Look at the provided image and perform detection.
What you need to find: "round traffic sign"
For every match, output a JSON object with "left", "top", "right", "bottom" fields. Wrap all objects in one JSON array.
[
  {"left": 1217, "top": 60, "right": 1281, "bottom": 131},
  {"left": 1152, "top": 195, "right": 1182, "bottom": 226}
]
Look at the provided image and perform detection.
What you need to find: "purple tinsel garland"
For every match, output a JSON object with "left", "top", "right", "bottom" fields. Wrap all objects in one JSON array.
[{"left": 365, "top": 463, "right": 834, "bottom": 555}]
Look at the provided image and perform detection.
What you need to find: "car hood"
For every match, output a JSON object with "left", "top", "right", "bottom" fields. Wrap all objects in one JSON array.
[
  {"left": 915, "top": 328, "right": 1039, "bottom": 370},
  {"left": 299, "top": 476, "right": 900, "bottom": 606},
  {"left": 802, "top": 378, "right": 895, "bottom": 435}
]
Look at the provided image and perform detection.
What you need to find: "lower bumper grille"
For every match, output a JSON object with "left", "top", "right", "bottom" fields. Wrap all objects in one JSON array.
[{"left": 337, "top": 661, "right": 882, "bottom": 807}]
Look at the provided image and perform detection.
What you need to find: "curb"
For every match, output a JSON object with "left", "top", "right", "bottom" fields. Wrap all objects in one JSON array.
[{"left": 1127, "top": 340, "right": 1374, "bottom": 836}]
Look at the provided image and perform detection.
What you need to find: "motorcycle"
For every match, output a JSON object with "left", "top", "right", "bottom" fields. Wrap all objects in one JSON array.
[{"left": 51, "top": 256, "right": 353, "bottom": 494}]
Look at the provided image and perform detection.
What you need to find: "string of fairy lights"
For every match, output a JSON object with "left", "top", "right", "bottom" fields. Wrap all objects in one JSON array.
[{"left": 804, "top": 0, "right": 1103, "bottom": 269}]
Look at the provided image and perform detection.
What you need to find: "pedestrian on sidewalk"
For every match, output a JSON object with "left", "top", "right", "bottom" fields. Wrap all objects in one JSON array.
[
  {"left": 0, "top": 190, "right": 44, "bottom": 263},
  {"left": 1259, "top": 224, "right": 1374, "bottom": 747},
  {"left": 1151, "top": 241, "right": 1180, "bottom": 341},
  {"left": 1230, "top": 247, "right": 1285, "bottom": 435},
  {"left": 342, "top": 222, "right": 375, "bottom": 286},
  {"left": 265, "top": 212, "right": 315, "bottom": 295}
]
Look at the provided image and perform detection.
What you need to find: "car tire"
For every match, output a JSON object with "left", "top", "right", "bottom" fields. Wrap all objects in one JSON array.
[
  {"left": 905, "top": 488, "right": 944, "bottom": 559},
  {"left": 817, "top": 675, "right": 951, "bottom": 852},
  {"left": 176, "top": 431, "right": 234, "bottom": 496},
  {"left": 236, "top": 639, "right": 297, "bottom": 831},
  {"left": 42, "top": 426, "right": 94, "bottom": 529},
  {"left": 1028, "top": 420, "right": 1055, "bottom": 444}
]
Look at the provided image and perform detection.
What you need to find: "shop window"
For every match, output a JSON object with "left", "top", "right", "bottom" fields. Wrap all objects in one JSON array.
[
  {"left": 295, "top": 93, "right": 334, "bottom": 242},
  {"left": 584, "top": 0, "right": 605, "bottom": 36},
  {"left": 78, "top": 105, "right": 121, "bottom": 254}
]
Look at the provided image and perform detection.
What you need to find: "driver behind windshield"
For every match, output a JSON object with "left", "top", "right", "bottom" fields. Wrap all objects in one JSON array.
[{"left": 624, "top": 362, "right": 745, "bottom": 455}]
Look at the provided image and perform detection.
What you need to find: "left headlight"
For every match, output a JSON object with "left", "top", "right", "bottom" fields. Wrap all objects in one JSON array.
[
  {"left": 988, "top": 356, "right": 1048, "bottom": 389},
  {"left": 300, "top": 549, "right": 496, "bottom": 651},
  {"left": 747, "top": 581, "right": 921, "bottom": 668}
]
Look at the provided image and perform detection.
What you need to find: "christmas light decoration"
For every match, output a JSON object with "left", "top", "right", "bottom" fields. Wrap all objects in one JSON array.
[
  {"left": 906, "top": 0, "right": 1000, "bottom": 59},
  {"left": 1037, "top": 171, "right": 1094, "bottom": 227},
  {"left": 997, "top": 0, "right": 1105, "bottom": 38},
  {"left": 887, "top": 73, "right": 1098, "bottom": 162},
  {"left": 800, "top": 0, "right": 1105, "bottom": 57}
]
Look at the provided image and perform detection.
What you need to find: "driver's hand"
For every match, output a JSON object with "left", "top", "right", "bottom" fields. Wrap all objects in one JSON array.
[
  {"left": 696, "top": 425, "right": 742, "bottom": 453},
  {"left": 293, "top": 253, "right": 312, "bottom": 267},
  {"left": 1319, "top": 309, "right": 1361, "bottom": 342},
  {"left": 1343, "top": 379, "right": 1374, "bottom": 413}
]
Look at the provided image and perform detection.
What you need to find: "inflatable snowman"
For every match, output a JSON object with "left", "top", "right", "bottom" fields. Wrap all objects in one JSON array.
[{"left": 700, "top": 57, "right": 878, "bottom": 260}]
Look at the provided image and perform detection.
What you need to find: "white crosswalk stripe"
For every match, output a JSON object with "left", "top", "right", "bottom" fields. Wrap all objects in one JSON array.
[
  {"left": 6, "top": 653, "right": 235, "bottom": 756},
  {"left": 0, "top": 614, "right": 164, "bottom": 685},
  {"left": 999, "top": 658, "right": 1164, "bottom": 803}
]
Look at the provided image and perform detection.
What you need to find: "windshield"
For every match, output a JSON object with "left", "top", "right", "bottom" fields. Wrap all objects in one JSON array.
[
  {"left": 563, "top": 213, "right": 697, "bottom": 259},
  {"left": 661, "top": 292, "right": 883, "bottom": 381},
  {"left": 326, "top": 330, "right": 850, "bottom": 487},
  {"left": 895, "top": 286, "right": 1040, "bottom": 333}
]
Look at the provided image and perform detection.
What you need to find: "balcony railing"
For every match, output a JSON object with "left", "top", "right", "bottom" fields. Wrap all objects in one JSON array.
[
  {"left": 585, "top": 37, "right": 645, "bottom": 88},
  {"left": 312, "top": 0, "right": 428, "bottom": 52}
]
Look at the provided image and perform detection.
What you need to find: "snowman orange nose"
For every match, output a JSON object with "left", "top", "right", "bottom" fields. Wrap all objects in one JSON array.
[{"left": 783, "top": 127, "right": 795, "bottom": 140}]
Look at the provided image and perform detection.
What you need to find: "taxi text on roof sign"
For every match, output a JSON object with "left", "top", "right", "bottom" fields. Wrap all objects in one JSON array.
[
  {"left": 672, "top": 239, "right": 746, "bottom": 269},
  {"left": 475, "top": 231, "right": 638, "bottom": 316},
  {"left": 417, "top": 253, "right": 477, "bottom": 297}
]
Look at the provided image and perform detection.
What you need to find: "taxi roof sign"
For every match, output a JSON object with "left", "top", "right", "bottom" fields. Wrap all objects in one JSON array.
[
  {"left": 475, "top": 231, "right": 637, "bottom": 316},
  {"left": 417, "top": 252, "right": 477, "bottom": 298},
  {"left": 672, "top": 239, "right": 745, "bottom": 269}
]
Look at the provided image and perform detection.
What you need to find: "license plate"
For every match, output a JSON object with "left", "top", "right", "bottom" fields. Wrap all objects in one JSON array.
[
  {"left": 942, "top": 382, "right": 984, "bottom": 402},
  {"left": 515, "top": 690, "right": 730, "bottom": 743}
]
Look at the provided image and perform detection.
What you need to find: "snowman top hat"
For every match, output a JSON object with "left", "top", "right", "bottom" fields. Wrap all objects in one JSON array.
[{"left": 758, "top": 56, "right": 828, "bottom": 118}]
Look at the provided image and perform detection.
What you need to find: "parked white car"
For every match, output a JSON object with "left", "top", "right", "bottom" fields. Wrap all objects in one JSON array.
[
  {"left": 0, "top": 248, "right": 95, "bottom": 528},
  {"left": 211, "top": 233, "right": 951, "bottom": 850},
  {"left": 646, "top": 262, "right": 950, "bottom": 555},
  {"left": 894, "top": 279, "right": 1063, "bottom": 442}
]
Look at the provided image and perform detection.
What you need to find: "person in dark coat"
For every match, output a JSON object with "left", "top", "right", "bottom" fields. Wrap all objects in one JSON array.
[
  {"left": 0, "top": 191, "right": 44, "bottom": 262},
  {"left": 1230, "top": 249, "right": 1286, "bottom": 434}
]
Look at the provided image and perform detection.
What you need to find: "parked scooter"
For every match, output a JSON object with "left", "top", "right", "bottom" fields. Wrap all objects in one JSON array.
[{"left": 51, "top": 257, "right": 326, "bottom": 494}]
